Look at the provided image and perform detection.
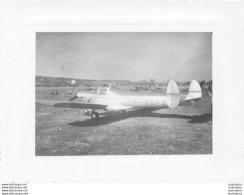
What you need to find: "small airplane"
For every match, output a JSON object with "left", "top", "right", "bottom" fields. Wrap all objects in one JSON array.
[{"left": 36, "top": 80, "right": 202, "bottom": 121}]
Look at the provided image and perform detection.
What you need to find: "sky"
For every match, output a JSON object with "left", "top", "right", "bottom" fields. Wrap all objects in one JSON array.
[{"left": 36, "top": 32, "right": 212, "bottom": 82}]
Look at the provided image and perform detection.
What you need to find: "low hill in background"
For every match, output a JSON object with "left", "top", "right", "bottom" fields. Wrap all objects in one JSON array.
[
  {"left": 36, "top": 76, "right": 212, "bottom": 88},
  {"left": 36, "top": 76, "right": 133, "bottom": 87}
]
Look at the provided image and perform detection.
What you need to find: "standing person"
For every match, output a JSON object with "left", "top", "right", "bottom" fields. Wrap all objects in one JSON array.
[{"left": 208, "top": 85, "right": 212, "bottom": 121}]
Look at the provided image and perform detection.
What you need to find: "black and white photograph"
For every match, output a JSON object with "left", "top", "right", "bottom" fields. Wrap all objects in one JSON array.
[
  {"left": 36, "top": 32, "right": 212, "bottom": 156},
  {"left": 1, "top": 0, "right": 244, "bottom": 187}
]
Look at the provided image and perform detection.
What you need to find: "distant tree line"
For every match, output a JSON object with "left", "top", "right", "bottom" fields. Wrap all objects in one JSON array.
[{"left": 36, "top": 76, "right": 212, "bottom": 87}]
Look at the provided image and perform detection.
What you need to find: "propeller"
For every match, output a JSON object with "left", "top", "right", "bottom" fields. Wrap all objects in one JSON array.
[
  {"left": 69, "top": 85, "right": 79, "bottom": 101},
  {"left": 84, "top": 87, "right": 92, "bottom": 91},
  {"left": 69, "top": 95, "right": 78, "bottom": 101}
]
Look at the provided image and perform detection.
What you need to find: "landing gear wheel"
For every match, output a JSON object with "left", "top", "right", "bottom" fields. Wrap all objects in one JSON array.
[{"left": 91, "top": 111, "right": 99, "bottom": 120}]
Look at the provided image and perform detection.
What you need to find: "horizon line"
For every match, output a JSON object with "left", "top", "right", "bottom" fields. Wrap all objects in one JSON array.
[{"left": 36, "top": 75, "right": 212, "bottom": 83}]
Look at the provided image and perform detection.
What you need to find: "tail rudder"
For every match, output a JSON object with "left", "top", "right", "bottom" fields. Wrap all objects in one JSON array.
[
  {"left": 166, "top": 80, "right": 180, "bottom": 108},
  {"left": 189, "top": 80, "right": 202, "bottom": 99}
]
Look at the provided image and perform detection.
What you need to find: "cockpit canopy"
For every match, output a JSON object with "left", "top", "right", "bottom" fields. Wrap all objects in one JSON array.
[{"left": 96, "top": 84, "right": 119, "bottom": 95}]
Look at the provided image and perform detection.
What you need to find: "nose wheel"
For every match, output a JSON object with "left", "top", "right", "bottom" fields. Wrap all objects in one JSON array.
[
  {"left": 91, "top": 111, "right": 99, "bottom": 120},
  {"left": 84, "top": 109, "right": 99, "bottom": 120}
]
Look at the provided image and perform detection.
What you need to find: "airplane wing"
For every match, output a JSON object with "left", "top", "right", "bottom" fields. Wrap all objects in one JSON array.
[
  {"left": 54, "top": 102, "right": 107, "bottom": 109},
  {"left": 36, "top": 99, "right": 132, "bottom": 111},
  {"left": 36, "top": 99, "right": 108, "bottom": 110}
]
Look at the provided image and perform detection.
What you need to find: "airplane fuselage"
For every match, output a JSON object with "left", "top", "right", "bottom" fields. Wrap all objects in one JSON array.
[{"left": 78, "top": 93, "right": 175, "bottom": 109}]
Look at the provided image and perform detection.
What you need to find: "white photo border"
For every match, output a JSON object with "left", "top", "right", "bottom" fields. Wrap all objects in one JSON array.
[{"left": 1, "top": 2, "right": 244, "bottom": 182}]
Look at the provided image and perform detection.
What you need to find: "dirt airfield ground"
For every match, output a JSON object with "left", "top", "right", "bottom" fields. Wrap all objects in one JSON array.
[{"left": 36, "top": 86, "right": 212, "bottom": 156}]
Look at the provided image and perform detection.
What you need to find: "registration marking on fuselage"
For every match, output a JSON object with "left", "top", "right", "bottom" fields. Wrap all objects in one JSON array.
[{"left": 133, "top": 99, "right": 165, "bottom": 106}]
